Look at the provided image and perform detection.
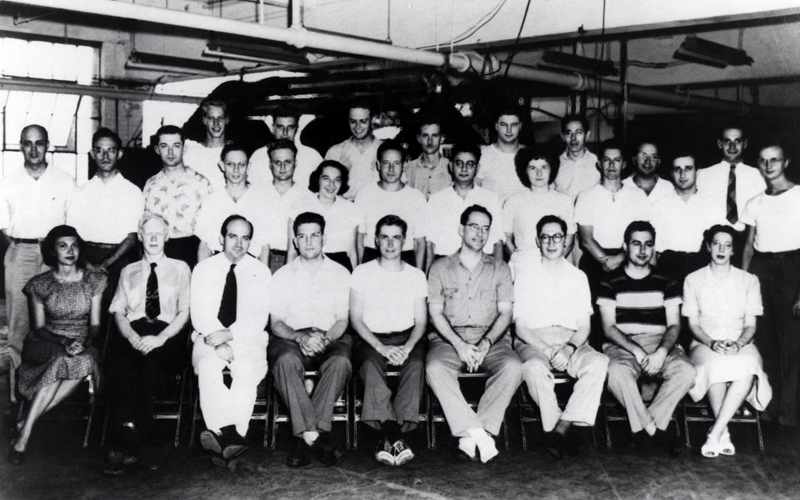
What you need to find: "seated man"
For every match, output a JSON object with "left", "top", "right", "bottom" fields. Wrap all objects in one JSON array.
[
  {"left": 351, "top": 215, "right": 428, "bottom": 466},
  {"left": 269, "top": 212, "right": 351, "bottom": 467},
  {"left": 426, "top": 205, "right": 522, "bottom": 463},
  {"left": 192, "top": 215, "right": 271, "bottom": 467},
  {"left": 105, "top": 213, "right": 191, "bottom": 474},
  {"left": 514, "top": 215, "right": 608, "bottom": 459},
  {"left": 599, "top": 221, "right": 696, "bottom": 456}
]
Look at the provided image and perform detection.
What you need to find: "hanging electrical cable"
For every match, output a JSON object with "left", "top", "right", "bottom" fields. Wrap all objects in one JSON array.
[{"left": 502, "top": 0, "right": 532, "bottom": 78}]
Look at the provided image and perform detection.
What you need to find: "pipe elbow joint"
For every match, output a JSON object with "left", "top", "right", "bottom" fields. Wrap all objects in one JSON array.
[{"left": 288, "top": 26, "right": 309, "bottom": 50}]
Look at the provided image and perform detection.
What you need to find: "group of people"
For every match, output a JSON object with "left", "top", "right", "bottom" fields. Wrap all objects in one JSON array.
[{"left": 2, "top": 97, "right": 797, "bottom": 475}]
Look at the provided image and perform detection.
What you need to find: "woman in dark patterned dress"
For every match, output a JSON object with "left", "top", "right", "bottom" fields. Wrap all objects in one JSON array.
[{"left": 8, "top": 225, "right": 107, "bottom": 465}]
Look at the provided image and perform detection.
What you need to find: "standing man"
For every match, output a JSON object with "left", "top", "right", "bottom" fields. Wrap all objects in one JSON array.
[
  {"left": 0, "top": 124, "right": 76, "bottom": 371},
  {"left": 475, "top": 107, "right": 527, "bottom": 203},
  {"left": 404, "top": 116, "right": 451, "bottom": 199},
  {"left": 104, "top": 213, "right": 191, "bottom": 474},
  {"left": 249, "top": 106, "right": 323, "bottom": 191},
  {"left": 425, "top": 141, "right": 504, "bottom": 270},
  {"left": 192, "top": 215, "right": 271, "bottom": 467},
  {"left": 355, "top": 140, "right": 427, "bottom": 269},
  {"left": 326, "top": 102, "right": 382, "bottom": 199},
  {"left": 143, "top": 125, "right": 213, "bottom": 269},
  {"left": 623, "top": 139, "right": 674, "bottom": 207},
  {"left": 554, "top": 114, "right": 599, "bottom": 202},
  {"left": 351, "top": 215, "right": 428, "bottom": 466},
  {"left": 697, "top": 125, "right": 766, "bottom": 266},
  {"left": 183, "top": 100, "right": 229, "bottom": 191},
  {"left": 514, "top": 215, "right": 608, "bottom": 459},
  {"left": 269, "top": 212, "right": 351, "bottom": 468},
  {"left": 68, "top": 127, "right": 144, "bottom": 309},
  {"left": 426, "top": 205, "right": 522, "bottom": 463},
  {"left": 599, "top": 221, "right": 695, "bottom": 455}
]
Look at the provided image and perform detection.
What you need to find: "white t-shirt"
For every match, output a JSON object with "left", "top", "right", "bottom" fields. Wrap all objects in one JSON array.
[
  {"left": 502, "top": 188, "right": 576, "bottom": 254},
  {"left": 696, "top": 161, "right": 766, "bottom": 232},
  {"left": 651, "top": 191, "right": 726, "bottom": 253},
  {"left": 555, "top": 150, "right": 600, "bottom": 202},
  {"left": 350, "top": 260, "right": 428, "bottom": 333},
  {"left": 425, "top": 185, "right": 504, "bottom": 256},
  {"left": 248, "top": 141, "right": 323, "bottom": 192},
  {"left": 288, "top": 195, "right": 366, "bottom": 254},
  {"left": 476, "top": 144, "right": 527, "bottom": 203},
  {"left": 355, "top": 184, "right": 427, "bottom": 251},
  {"left": 574, "top": 183, "right": 650, "bottom": 249},
  {"left": 182, "top": 140, "right": 226, "bottom": 191},
  {"left": 741, "top": 185, "right": 800, "bottom": 252},
  {"left": 263, "top": 183, "right": 316, "bottom": 251},
  {"left": 66, "top": 173, "right": 143, "bottom": 244},
  {"left": 622, "top": 176, "right": 675, "bottom": 208}
]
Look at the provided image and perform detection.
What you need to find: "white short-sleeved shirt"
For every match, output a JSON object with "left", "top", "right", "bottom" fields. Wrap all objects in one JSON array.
[
  {"left": 514, "top": 258, "right": 592, "bottom": 341},
  {"left": 651, "top": 191, "right": 726, "bottom": 253},
  {"left": 0, "top": 165, "right": 76, "bottom": 239},
  {"left": 270, "top": 257, "right": 351, "bottom": 332},
  {"left": 263, "top": 183, "right": 316, "bottom": 251},
  {"left": 325, "top": 137, "right": 382, "bottom": 199},
  {"left": 696, "top": 161, "right": 766, "bottom": 232},
  {"left": 425, "top": 185, "right": 504, "bottom": 256},
  {"left": 741, "top": 185, "right": 800, "bottom": 252},
  {"left": 248, "top": 142, "right": 323, "bottom": 192},
  {"left": 194, "top": 187, "right": 276, "bottom": 254},
  {"left": 622, "top": 176, "right": 675, "bottom": 208},
  {"left": 502, "top": 188, "right": 576, "bottom": 254},
  {"left": 67, "top": 173, "right": 143, "bottom": 244},
  {"left": 574, "top": 183, "right": 650, "bottom": 249},
  {"left": 355, "top": 184, "right": 428, "bottom": 251},
  {"left": 555, "top": 150, "right": 600, "bottom": 202},
  {"left": 350, "top": 260, "right": 427, "bottom": 334},
  {"left": 476, "top": 144, "right": 527, "bottom": 203},
  {"left": 182, "top": 140, "right": 226, "bottom": 191},
  {"left": 288, "top": 196, "right": 365, "bottom": 254}
]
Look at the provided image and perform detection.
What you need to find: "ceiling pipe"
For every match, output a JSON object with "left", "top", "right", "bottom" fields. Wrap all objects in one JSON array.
[{"left": 3, "top": 0, "right": 785, "bottom": 116}]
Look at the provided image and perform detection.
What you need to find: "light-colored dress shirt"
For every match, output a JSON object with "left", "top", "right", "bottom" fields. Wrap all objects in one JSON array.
[
  {"left": 143, "top": 167, "right": 213, "bottom": 239},
  {"left": 248, "top": 141, "right": 323, "bottom": 192},
  {"left": 109, "top": 255, "right": 191, "bottom": 323},
  {"left": 574, "top": 183, "right": 650, "bottom": 249},
  {"left": 404, "top": 156, "right": 451, "bottom": 200},
  {"left": 622, "top": 175, "right": 675, "bottom": 208},
  {"left": 476, "top": 144, "right": 527, "bottom": 203},
  {"left": 325, "top": 137, "right": 383, "bottom": 199},
  {"left": 0, "top": 165, "right": 76, "bottom": 238},
  {"left": 555, "top": 150, "right": 600, "bottom": 202},
  {"left": 696, "top": 161, "right": 766, "bottom": 232},
  {"left": 502, "top": 187, "right": 576, "bottom": 254},
  {"left": 652, "top": 191, "right": 725, "bottom": 253},
  {"left": 67, "top": 173, "right": 143, "bottom": 244},
  {"left": 263, "top": 183, "right": 315, "bottom": 252}
]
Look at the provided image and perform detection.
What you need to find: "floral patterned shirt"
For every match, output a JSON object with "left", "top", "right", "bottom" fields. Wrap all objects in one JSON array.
[{"left": 143, "top": 167, "right": 213, "bottom": 238}]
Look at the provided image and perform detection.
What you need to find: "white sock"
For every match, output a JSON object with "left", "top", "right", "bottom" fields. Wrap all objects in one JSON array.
[
  {"left": 303, "top": 431, "right": 319, "bottom": 446},
  {"left": 467, "top": 428, "right": 498, "bottom": 463},
  {"left": 458, "top": 437, "right": 477, "bottom": 459}
]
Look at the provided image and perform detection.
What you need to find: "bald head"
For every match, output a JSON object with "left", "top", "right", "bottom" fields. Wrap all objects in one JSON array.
[
  {"left": 20, "top": 125, "right": 49, "bottom": 170},
  {"left": 21, "top": 124, "right": 48, "bottom": 144}
]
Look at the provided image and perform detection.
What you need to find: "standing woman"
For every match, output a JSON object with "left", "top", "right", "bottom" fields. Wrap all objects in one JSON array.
[
  {"left": 8, "top": 225, "right": 107, "bottom": 465},
  {"left": 287, "top": 160, "right": 365, "bottom": 271},
  {"left": 741, "top": 142, "right": 800, "bottom": 430},
  {"left": 683, "top": 225, "right": 771, "bottom": 457}
]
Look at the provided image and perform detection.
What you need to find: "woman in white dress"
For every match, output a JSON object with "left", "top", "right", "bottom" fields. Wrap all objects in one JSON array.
[{"left": 683, "top": 224, "right": 772, "bottom": 458}]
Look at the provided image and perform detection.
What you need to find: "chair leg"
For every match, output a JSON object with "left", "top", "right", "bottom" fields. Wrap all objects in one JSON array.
[
  {"left": 344, "top": 379, "right": 351, "bottom": 450},
  {"left": 518, "top": 390, "right": 528, "bottom": 451},
  {"left": 604, "top": 404, "right": 613, "bottom": 449},
  {"left": 270, "top": 386, "right": 278, "bottom": 451},
  {"left": 189, "top": 387, "right": 199, "bottom": 448},
  {"left": 756, "top": 411, "right": 764, "bottom": 451},
  {"left": 263, "top": 380, "right": 272, "bottom": 448},
  {"left": 174, "top": 370, "right": 187, "bottom": 447},
  {"left": 352, "top": 378, "right": 359, "bottom": 450},
  {"left": 684, "top": 404, "right": 692, "bottom": 449},
  {"left": 9, "top": 368, "right": 17, "bottom": 404},
  {"left": 83, "top": 399, "right": 96, "bottom": 449}
]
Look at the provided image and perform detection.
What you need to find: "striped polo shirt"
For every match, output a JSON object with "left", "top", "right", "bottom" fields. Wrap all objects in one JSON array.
[{"left": 596, "top": 267, "right": 682, "bottom": 336}]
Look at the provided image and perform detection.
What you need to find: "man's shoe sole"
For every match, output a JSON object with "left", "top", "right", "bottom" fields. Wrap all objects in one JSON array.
[{"left": 200, "top": 431, "right": 222, "bottom": 454}]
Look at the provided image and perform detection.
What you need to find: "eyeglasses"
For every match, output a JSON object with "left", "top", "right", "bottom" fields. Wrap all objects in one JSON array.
[
  {"left": 465, "top": 223, "right": 490, "bottom": 233},
  {"left": 757, "top": 157, "right": 785, "bottom": 167},
  {"left": 601, "top": 157, "right": 624, "bottom": 165},
  {"left": 637, "top": 152, "right": 660, "bottom": 162},
  {"left": 539, "top": 233, "right": 565, "bottom": 244},
  {"left": 454, "top": 160, "right": 477, "bottom": 169},
  {"left": 93, "top": 147, "right": 118, "bottom": 156}
]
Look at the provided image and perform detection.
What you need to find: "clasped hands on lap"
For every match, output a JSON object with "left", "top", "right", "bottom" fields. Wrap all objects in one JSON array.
[
  {"left": 202, "top": 329, "right": 235, "bottom": 362},
  {"left": 454, "top": 338, "right": 490, "bottom": 373},
  {"left": 632, "top": 345, "right": 668, "bottom": 377}
]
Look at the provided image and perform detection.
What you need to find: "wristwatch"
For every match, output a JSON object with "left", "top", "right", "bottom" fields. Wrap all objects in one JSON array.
[{"left": 567, "top": 342, "right": 579, "bottom": 352}]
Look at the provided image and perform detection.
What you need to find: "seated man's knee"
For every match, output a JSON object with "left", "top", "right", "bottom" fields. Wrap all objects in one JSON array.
[
  {"left": 585, "top": 352, "right": 610, "bottom": 375},
  {"left": 325, "top": 352, "right": 352, "bottom": 376},
  {"left": 522, "top": 355, "right": 551, "bottom": 380},
  {"left": 607, "top": 358, "right": 635, "bottom": 382},
  {"left": 273, "top": 350, "right": 304, "bottom": 375}
]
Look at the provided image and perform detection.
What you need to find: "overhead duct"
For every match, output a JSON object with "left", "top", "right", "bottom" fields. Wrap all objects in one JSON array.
[{"left": 2, "top": 0, "right": 785, "bottom": 117}]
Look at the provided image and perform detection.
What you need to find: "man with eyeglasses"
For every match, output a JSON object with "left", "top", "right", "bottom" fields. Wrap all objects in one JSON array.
[
  {"left": 68, "top": 128, "right": 144, "bottom": 311},
  {"left": 427, "top": 204, "right": 522, "bottom": 464},
  {"left": 183, "top": 100, "right": 229, "bottom": 191},
  {"left": 623, "top": 139, "right": 674, "bottom": 207},
  {"left": 475, "top": 106, "right": 528, "bottom": 203},
  {"left": 269, "top": 212, "right": 352, "bottom": 467},
  {"left": 697, "top": 124, "right": 766, "bottom": 267},
  {"left": 513, "top": 215, "right": 607, "bottom": 459},
  {"left": 424, "top": 141, "right": 504, "bottom": 272}
]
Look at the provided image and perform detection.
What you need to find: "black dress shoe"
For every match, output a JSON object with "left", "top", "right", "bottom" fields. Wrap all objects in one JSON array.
[
  {"left": 542, "top": 432, "right": 565, "bottom": 460},
  {"left": 221, "top": 428, "right": 248, "bottom": 460},
  {"left": 311, "top": 432, "right": 344, "bottom": 466},
  {"left": 286, "top": 437, "right": 313, "bottom": 467},
  {"left": 630, "top": 430, "right": 651, "bottom": 450},
  {"left": 654, "top": 429, "right": 683, "bottom": 457}
]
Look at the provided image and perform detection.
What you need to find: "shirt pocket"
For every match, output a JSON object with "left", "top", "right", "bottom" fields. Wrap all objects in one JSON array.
[{"left": 443, "top": 287, "right": 460, "bottom": 318}]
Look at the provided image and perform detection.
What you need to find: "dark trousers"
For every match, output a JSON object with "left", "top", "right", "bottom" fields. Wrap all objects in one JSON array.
[
  {"left": 268, "top": 333, "right": 352, "bottom": 436},
  {"left": 752, "top": 249, "right": 800, "bottom": 426},
  {"left": 109, "top": 319, "right": 188, "bottom": 447},
  {"left": 362, "top": 247, "right": 417, "bottom": 268},
  {"left": 353, "top": 329, "right": 426, "bottom": 433},
  {"left": 579, "top": 248, "right": 623, "bottom": 348},
  {"left": 165, "top": 235, "right": 200, "bottom": 270},
  {"left": 85, "top": 242, "right": 132, "bottom": 324}
]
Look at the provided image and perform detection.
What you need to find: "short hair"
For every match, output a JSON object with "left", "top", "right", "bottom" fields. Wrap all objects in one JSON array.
[
  {"left": 670, "top": 148, "right": 697, "bottom": 165},
  {"left": 293, "top": 212, "right": 326, "bottom": 236},
  {"left": 272, "top": 104, "right": 300, "bottom": 123},
  {"left": 201, "top": 100, "right": 227, "bottom": 117},
  {"left": 309, "top": 160, "right": 350, "bottom": 195},
  {"left": 220, "top": 142, "right": 250, "bottom": 162},
  {"left": 703, "top": 224, "right": 738, "bottom": 252},
  {"left": 349, "top": 99, "right": 373, "bottom": 115},
  {"left": 267, "top": 138, "right": 297, "bottom": 157},
  {"left": 20, "top": 124, "right": 49, "bottom": 143},
  {"left": 138, "top": 212, "right": 170, "bottom": 236},
  {"left": 560, "top": 114, "right": 589, "bottom": 134},
  {"left": 634, "top": 138, "right": 659, "bottom": 154},
  {"left": 495, "top": 105, "right": 524, "bottom": 123},
  {"left": 155, "top": 125, "right": 185, "bottom": 144},
  {"left": 624, "top": 220, "right": 656, "bottom": 245},
  {"left": 460, "top": 204, "right": 493, "bottom": 226},
  {"left": 92, "top": 127, "right": 122, "bottom": 149},
  {"left": 451, "top": 140, "right": 482, "bottom": 164},
  {"left": 416, "top": 113, "right": 443, "bottom": 135},
  {"left": 220, "top": 214, "right": 254, "bottom": 239},
  {"left": 598, "top": 139, "right": 625, "bottom": 160},
  {"left": 41, "top": 225, "right": 87, "bottom": 269},
  {"left": 375, "top": 214, "right": 407, "bottom": 238},
  {"left": 377, "top": 139, "right": 407, "bottom": 164},
  {"left": 758, "top": 141, "right": 789, "bottom": 159},
  {"left": 720, "top": 122, "right": 746, "bottom": 139},
  {"left": 536, "top": 215, "right": 567, "bottom": 236},
  {"left": 514, "top": 147, "right": 559, "bottom": 187}
]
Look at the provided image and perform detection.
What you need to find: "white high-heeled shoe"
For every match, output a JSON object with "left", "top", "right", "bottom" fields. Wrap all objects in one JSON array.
[
  {"left": 719, "top": 427, "right": 735, "bottom": 456},
  {"left": 701, "top": 433, "right": 720, "bottom": 458}
]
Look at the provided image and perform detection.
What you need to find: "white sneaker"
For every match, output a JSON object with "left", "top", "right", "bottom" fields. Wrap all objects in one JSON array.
[
  {"left": 393, "top": 439, "right": 415, "bottom": 466},
  {"left": 374, "top": 437, "right": 395, "bottom": 466}
]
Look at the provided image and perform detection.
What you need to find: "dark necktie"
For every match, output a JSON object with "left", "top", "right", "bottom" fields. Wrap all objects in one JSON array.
[
  {"left": 145, "top": 262, "right": 160, "bottom": 321},
  {"left": 726, "top": 163, "right": 738, "bottom": 224},
  {"left": 217, "top": 264, "right": 237, "bottom": 328}
]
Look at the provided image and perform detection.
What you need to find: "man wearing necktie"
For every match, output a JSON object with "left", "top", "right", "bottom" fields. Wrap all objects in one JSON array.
[
  {"left": 105, "top": 213, "right": 191, "bottom": 474},
  {"left": 191, "top": 214, "right": 271, "bottom": 467}
]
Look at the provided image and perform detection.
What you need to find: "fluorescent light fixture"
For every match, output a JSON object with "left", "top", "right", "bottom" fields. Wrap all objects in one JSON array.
[
  {"left": 673, "top": 36, "right": 754, "bottom": 69},
  {"left": 126, "top": 51, "right": 226, "bottom": 76},
  {"left": 202, "top": 47, "right": 285, "bottom": 66},
  {"left": 204, "top": 39, "right": 308, "bottom": 66},
  {"left": 539, "top": 51, "right": 619, "bottom": 77}
]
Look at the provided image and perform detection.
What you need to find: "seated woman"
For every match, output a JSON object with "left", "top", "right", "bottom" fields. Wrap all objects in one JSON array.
[
  {"left": 683, "top": 224, "right": 772, "bottom": 458},
  {"left": 8, "top": 225, "right": 107, "bottom": 465},
  {"left": 287, "top": 160, "right": 365, "bottom": 271}
]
